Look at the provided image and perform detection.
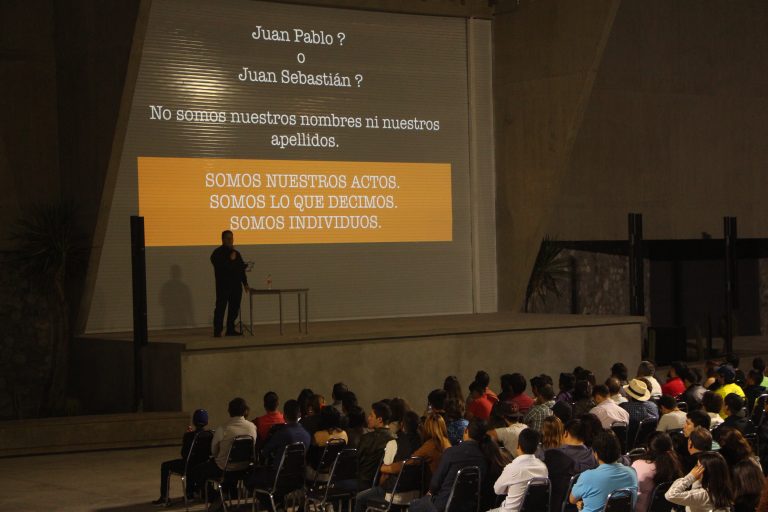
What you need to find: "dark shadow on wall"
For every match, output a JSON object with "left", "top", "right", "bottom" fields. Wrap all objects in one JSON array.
[{"left": 159, "top": 264, "right": 194, "bottom": 328}]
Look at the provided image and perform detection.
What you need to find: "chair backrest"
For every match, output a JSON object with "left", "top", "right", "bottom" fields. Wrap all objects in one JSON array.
[
  {"left": 561, "top": 473, "right": 579, "bottom": 512},
  {"left": 329, "top": 448, "right": 358, "bottom": 486},
  {"left": 520, "top": 477, "right": 551, "bottom": 512},
  {"left": 634, "top": 418, "right": 658, "bottom": 448},
  {"left": 627, "top": 447, "right": 647, "bottom": 463},
  {"left": 389, "top": 456, "right": 425, "bottom": 495},
  {"left": 647, "top": 481, "right": 675, "bottom": 512},
  {"left": 611, "top": 422, "right": 629, "bottom": 454},
  {"left": 316, "top": 438, "right": 347, "bottom": 474},
  {"left": 222, "top": 435, "right": 255, "bottom": 474},
  {"left": 444, "top": 465, "right": 481, "bottom": 512},
  {"left": 271, "top": 442, "right": 307, "bottom": 494},
  {"left": 604, "top": 487, "right": 635, "bottom": 512},
  {"left": 185, "top": 430, "right": 214, "bottom": 472},
  {"left": 752, "top": 394, "right": 768, "bottom": 425},
  {"left": 676, "top": 401, "right": 688, "bottom": 413}
]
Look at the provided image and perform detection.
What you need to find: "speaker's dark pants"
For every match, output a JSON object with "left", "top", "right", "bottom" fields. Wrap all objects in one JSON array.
[{"left": 214, "top": 285, "right": 242, "bottom": 335}]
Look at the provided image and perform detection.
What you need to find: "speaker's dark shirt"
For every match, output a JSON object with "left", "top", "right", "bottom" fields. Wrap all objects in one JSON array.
[{"left": 210, "top": 245, "right": 248, "bottom": 290}]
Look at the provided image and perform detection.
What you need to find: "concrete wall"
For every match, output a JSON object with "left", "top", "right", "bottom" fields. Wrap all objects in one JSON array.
[
  {"left": 494, "top": 0, "right": 768, "bottom": 310},
  {"left": 181, "top": 319, "right": 643, "bottom": 427}
]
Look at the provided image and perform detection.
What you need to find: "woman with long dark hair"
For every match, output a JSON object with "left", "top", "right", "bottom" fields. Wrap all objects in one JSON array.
[
  {"left": 632, "top": 432, "right": 683, "bottom": 511},
  {"left": 665, "top": 451, "right": 734, "bottom": 512}
]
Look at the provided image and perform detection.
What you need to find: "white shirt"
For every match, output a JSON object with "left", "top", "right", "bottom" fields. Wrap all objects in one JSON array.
[
  {"left": 495, "top": 424, "right": 527, "bottom": 452},
  {"left": 383, "top": 439, "right": 397, "bottom": 465},
  {"left": 657, "top": 410, "right": 687, "bottom": 432},
  {"left": 646, "top": 376, "right": 663, "bottom": 398},
  {"left": 494, "top": 454, "right": 548, "bottom": 512},
  {"left": 212, "top": 416, "right": 257, "bottom": 470},
  {"left": 610, "top": 394, "right": 628, "bottom": 404},
  {"left": 590, "top": 399, "right": 630, "bottom": 429},
  {"left": 707, "top": 412, "right": 724, "bottom": 428}
]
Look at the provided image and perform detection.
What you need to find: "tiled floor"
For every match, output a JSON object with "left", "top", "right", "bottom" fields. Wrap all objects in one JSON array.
[{"left": 0, "top": 446, "right": 214, "bottom": 512}]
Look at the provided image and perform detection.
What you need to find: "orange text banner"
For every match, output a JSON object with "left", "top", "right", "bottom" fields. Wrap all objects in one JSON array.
[{"left": 137, "top": 157, "right": 453, "bottom": 246}]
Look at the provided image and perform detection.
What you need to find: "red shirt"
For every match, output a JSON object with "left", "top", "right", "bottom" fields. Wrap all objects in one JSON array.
[
  {"left": 485, "top": 389, "right": 499, "bottom": 404},
  {"left": 255, "top": 411, "right": 285, "bottom": 442},
  {"left": 507, "top": 393, "right": 535, "bottom": 415},
  {"left": 661, "top": 377, "right": 686, "bottom": 397},
  {"left": 468, "top": 395, "right": 493, "bottom": 420}
]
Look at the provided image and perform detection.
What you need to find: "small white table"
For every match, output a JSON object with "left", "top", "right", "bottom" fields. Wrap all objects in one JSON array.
[{"left": 248, "top": 288, "right": 309, "bottom": 335}]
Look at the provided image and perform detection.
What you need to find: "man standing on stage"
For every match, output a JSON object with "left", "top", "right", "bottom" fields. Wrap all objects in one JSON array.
[{"left": 210, "top": 230, "right": 249, "bottom": 337}]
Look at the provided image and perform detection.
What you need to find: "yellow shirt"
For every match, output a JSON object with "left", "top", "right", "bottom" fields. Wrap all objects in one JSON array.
[{"left": 716, "top": 382, "right": 745, "bottom": 418}]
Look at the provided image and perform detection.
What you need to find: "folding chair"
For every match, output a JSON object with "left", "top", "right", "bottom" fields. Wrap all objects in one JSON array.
[
  {"left": 250, "top": 441, "right": 307, "bottom": 512},
  {"left": 444, "top": 465, "right": 481, "bottom": 512},
  {"left": 603, "top": 487, "right": 635, "bottom": 512},
  {"left": 561, "top": 473, "right": 579, "bottom": 512},
  {"left": 633, "top": 418, "right": 658, "bottom": 449},
  {"left": 627, "top": 447, "right": 648, "bottom": 462},
  {"left": 611, "top": 422, "right": 629, "bottom": 454},
  {"left": 646, "top": 481, "right": 683, "bottom": 512},
  {"left": 305, "top": 448, "right": 358, "bottom": 512},
  {"left": 745, "top": 432, "right": 760, "bottom": 454},
  {"left": 168, "top": 429, "right": 213, "bottom": 511},
  {"left": 365, "top": 456, "right": 425, "bottom": 512},
  {"left": 308, "top": 438, "right": 347, "bottom": 484},
  {"left": 519, "top": 477, "right": 550, "bottom": 512},
  {"left": 752, "top": 394, "right": 768, "bottom": 425},
  {"left": 205, "top": 435, "right": 255, "bottom": 511}
]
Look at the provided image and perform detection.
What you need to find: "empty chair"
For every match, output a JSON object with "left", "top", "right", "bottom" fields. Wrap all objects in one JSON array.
[
  {"left": 611, "top": 422, "right": 629, "bottom": 454},
  {"left": 603, "top": 487, "right": 635, "bottom": 512},
  {"left": 633, "top": 418, "right": 659, "bottom": 449},
  {"left": 444, "top": 465, "right": 481, "bottom": 512},
  {"left": 205, "top": 435, "right": 255, "bottom": 512},
  {"left": 365, "top": 457, "right": 426, "bottom": 512},
  {"left": 306, "top": 448, "right": 358, "bottom": 512},
  {"left": 519, "top": 477, "right": 550, "bottom": 512},
  {"left": 646, "top": 481, "right": 682, "bottom": 512},
  {"left": 250, "top": 442, "right": 306, "bottom": 512}
]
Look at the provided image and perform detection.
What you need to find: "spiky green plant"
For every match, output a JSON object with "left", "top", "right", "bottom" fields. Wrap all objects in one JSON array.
[{"left": 524, "top": 235, "right": 571, "bottom": 312}]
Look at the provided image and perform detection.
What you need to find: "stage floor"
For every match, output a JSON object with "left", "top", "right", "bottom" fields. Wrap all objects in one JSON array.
[{"left": 84, "top": 312, "right": 644, "bottom": 351}]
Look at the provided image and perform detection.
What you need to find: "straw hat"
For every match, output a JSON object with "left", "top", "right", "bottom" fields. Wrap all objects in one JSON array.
[{"left": 624, "top": 379, "right": 652, "bottom": 401}]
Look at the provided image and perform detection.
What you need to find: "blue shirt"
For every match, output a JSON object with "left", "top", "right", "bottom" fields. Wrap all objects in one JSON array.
[
  {"left": 446, "top": 418, "right": 469, "bottom": 446},
  {"left": 261, "top": 422, "right": 310, "bottom": 466},
  {"left": 571, "top": 463, "right": 638, "bottom": 512}
]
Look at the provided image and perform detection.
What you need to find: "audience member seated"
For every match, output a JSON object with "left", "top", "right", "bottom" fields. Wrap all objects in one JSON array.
[
  {"left": 443, "top": 375, "right": 463, "bottom": 404},
  {"left": 680, "top": 368, "right": 706, "bottom": 412},
  {"left": 255, "top": 392, "right": 284, "bottom": 447},
  {"left": 657, "top": 395, "right": 687, "bottom": 431},
  {"left": 631, "top": 431, "right": 683, "bottom": 512},
  {"left": 313, "top": 404, "right": 349, "bottom": 447},
  {"left": 714, "top": 394, "right": 755, "bottom": 438},
  {"left": 152, "top": 408, "right": 210, "bottom": 505},
  {"left": 543, "top": 418, "right": 596, "bottom": 511},
  {"left": 728, "top": 355, "right": 747, "bottom": 388},
  {"left": 569, "top": 430, "right": 638, "bottom": 512},
  {"left": 606, "top": 377, "right": 627, "bottom": 405},
  {"left": 577, "top": 413, "right": 603, "bottom": 448},
  {"left": 298, "top": 388, "right": 315, "bottom": 418},
  {"left": 344, "top": 405, "right": 370, "bottom": 448},
  {"left": 678, "top": 410, "right": 714, "bottom": 471},
  {"left": 665, "top": 452, "right": 734, "bottom": 512},
  {"left": 744, "top": 368, "right": 767, "bottom": 414},
  {"left": 356, "top": 401, "right": 397, "bottom": 491},
  {"left": 620, "top": 379, "right": 659, "bottom": 437},
  {"left": 356, "top": 413, "right": 453, "bottom": 512},
  {"left": 589, "top": 384, "right": 629, "bottom": 429},
  {"left": 500, "top": 373, "right": 534, "bottom": 416},
  {"left": 467, "top": 380, "right": 494, "bottom": 421},
  {"left": 610, "top": 362, "right": 629, "bottom": 389},
  {"left": 247, "top": 399, "right": 310, "bottom": 508},
  {"left": 300, "top": 393, "right": 325, "bottom": 436},
  {"left": 731, "top": 455, "right": 765, "bottom": 512},
  {"left": 662, "top": 361, "right": 688, "bottom": 397},
  {"left": 718, "top": 427, "right": 761, "bottom": 468},
  {"left": 523, "top": 383, "right": 555, "bottom": 432},
  {"left": 637, "top": 361, "right": 663, "bottom": 398},
  {"left": 445, "top": 396, "right": 469, "bottom": 447},
  {"left": 409, "top": 420, "right": 509, "bottom": 512},
  {"left": 188, "top": 398, "right": 256, "bottom": 501},
  {"left": 688, "top": 426, "right": 713, "bottom": 458},
  {"left": 754, "top": 357, "right": 768, "bottom": 389},
  {"left": 388, "top": 397, "right": 412, "bottom": 436},
  {"left": 540, "top": 416, "right": 564, "bottom": 454},
  {"left": 572, "top": 380, "right": 595, "bottom": 418},
  {"left": 490, "top": 428, "right": 548, "bottom": 512},
  {"left": 472, "top": 370, "right": 499, "bottom": 403},
  {"left": 714, "top": 365, "right": 745, "bottom": 417},
  {"left": 331, "top": 382, "right": 348, "bottom": 413},
  {"left": 556, "top": 373, "right": 575, "bottom": 403},
  {"left": 703, "top": 360, "right": 720, "bottom": 389},
  {"left": 394, "top": 411, "right": 422, "bottom": 462},
  {"left": 488, "top": 402, "right": 526, "bottom": 456},
  {"left": 703, "top": 391, "right": 725, "bottom": 428}
]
